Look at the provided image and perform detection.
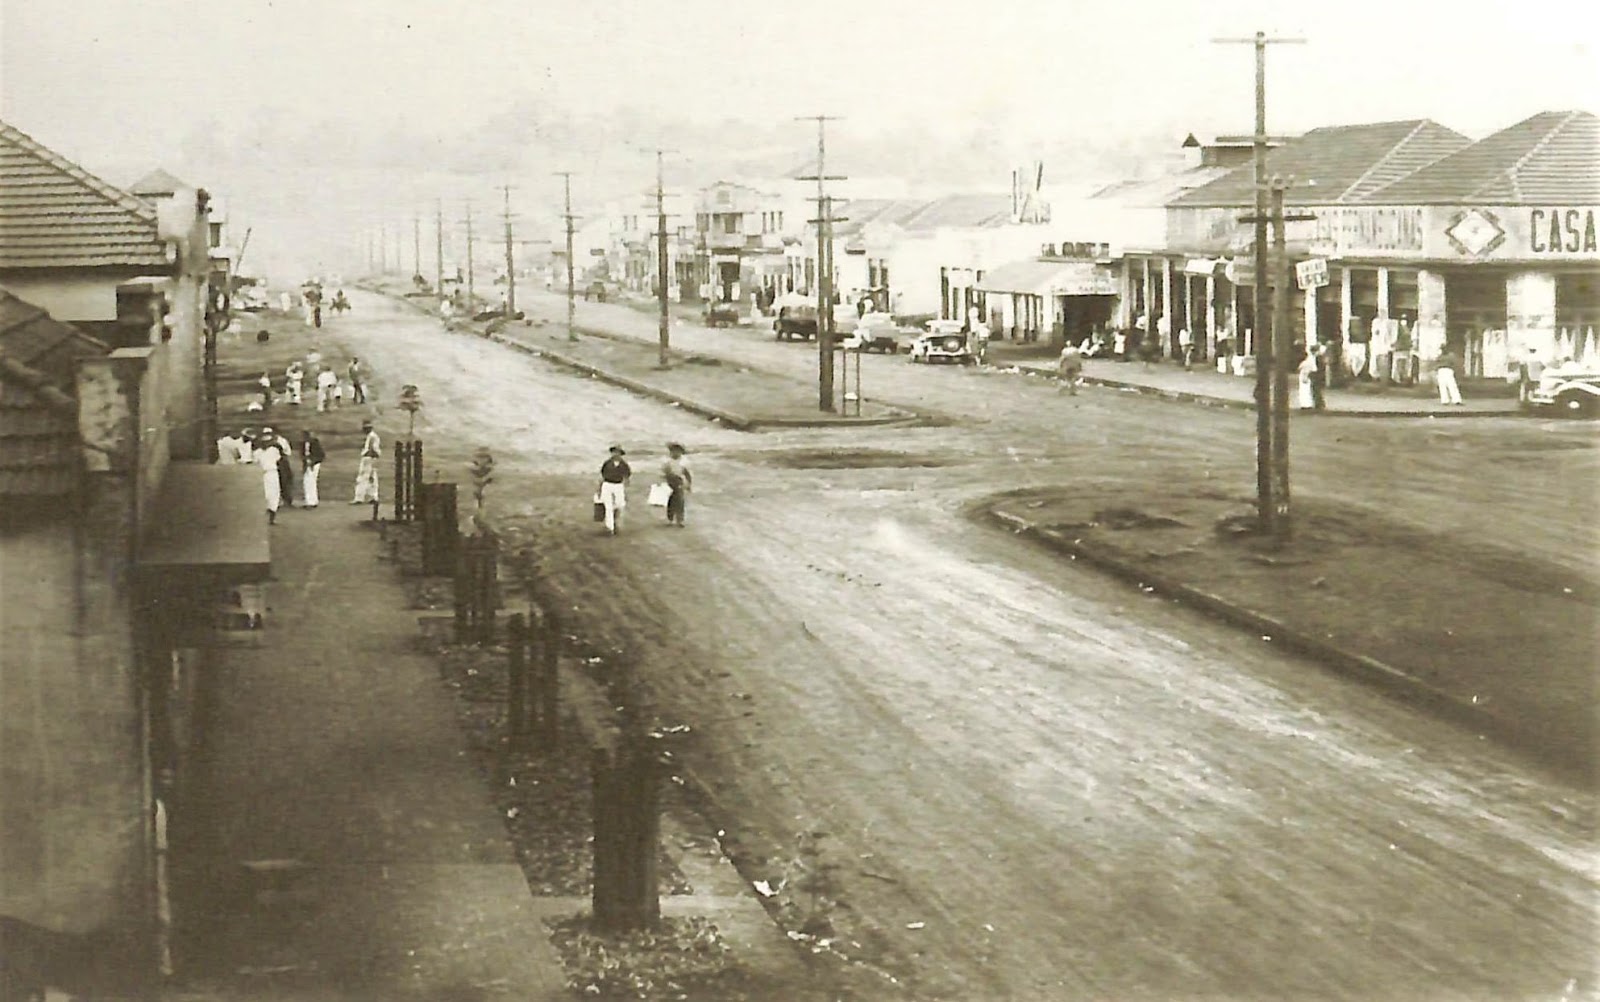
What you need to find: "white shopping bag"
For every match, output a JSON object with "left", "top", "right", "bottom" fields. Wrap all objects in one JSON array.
[{"left": 647, "top": 482, "right": 671, "bottom": 507}]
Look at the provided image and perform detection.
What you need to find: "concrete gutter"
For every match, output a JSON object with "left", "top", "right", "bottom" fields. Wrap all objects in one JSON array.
[{"left": 980, "top": 505, "right": 1522, "bottom": 755}]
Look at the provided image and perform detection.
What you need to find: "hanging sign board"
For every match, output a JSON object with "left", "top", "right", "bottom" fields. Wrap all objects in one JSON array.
[{"left": 1295, "top": 258, "right": 1330, "bottom": 290}]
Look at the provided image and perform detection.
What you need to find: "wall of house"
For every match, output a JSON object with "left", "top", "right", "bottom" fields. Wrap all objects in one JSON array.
[{"left": 0, "top": 273, "right": 120, "bottom": 322}]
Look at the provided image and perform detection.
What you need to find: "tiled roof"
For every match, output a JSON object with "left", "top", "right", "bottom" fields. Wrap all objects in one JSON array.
[
  {"left": 0, "top": 287, "right": 110, "bottom": 497},
  {"left": 1359, "top": 111, "right": 1600, "bottom": 204},
  {"left": 129, "top": 167, "right": 190, "bottom": 198},
  {"left": 841, "top": 194, "right": 1013, "bottom": 234},
  {"left": 0, "top": 120, "right": 168, "bottom": 269},
  {"left": 1170, "top": 120, "right": 1471, "bottom": 207}
]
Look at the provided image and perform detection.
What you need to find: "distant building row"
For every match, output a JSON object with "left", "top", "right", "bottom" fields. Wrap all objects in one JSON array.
[{"left": 563, "top": 110, "right": 1598, "bottom": 379}]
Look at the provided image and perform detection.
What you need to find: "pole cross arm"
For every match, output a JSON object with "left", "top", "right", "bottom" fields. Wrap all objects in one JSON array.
[{"left": 797, "top": 176, "right": 849, "bottom": 183}]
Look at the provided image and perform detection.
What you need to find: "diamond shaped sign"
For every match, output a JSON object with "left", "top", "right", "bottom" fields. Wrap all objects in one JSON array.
[{"left": 1445, "top": 208, "right": 1506, "bottom": 257}]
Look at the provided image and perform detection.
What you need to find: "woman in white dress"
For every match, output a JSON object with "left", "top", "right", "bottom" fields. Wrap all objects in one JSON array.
[{"left": 1297, "top": 350, "right": 1318, "bottom": 409}]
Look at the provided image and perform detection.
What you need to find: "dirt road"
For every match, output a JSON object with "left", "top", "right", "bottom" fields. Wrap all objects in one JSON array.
[{"left": 336, "top": 291, "right": 1597, "bottom": 1002}]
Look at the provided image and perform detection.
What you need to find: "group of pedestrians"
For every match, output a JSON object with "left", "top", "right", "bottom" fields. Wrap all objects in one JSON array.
[
  {"left": 217, "top": 426, "right": 326, "bottom": 523},
  {"left": 253, "top": 355, "right": 366, "bottom": 413},
  {"left": 594, "top": 442, "right": 692, "bottom": 536}
]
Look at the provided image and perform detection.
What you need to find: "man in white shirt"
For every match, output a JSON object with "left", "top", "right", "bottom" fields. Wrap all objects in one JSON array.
[
  {"left": 351, "top": 421, "right": 381, "bottom": 505},
  {"left": 316, "top": 365, "right": 339, "bottom": 412}
]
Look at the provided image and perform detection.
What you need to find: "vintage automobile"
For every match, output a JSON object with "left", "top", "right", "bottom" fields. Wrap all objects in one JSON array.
[
  {"left": 1529, "top": 365, "right": 1600, "bottom": 417},
  {"left": 703, "top": 300, "right": 742, "bottom": 328},
  {"left": 846, "top": 312, "right": 914, "bottom": 353},
  {"left": 775, "top": 304, "right": 820, "bottom": 341},
  {"left": 583, "top": 280, "right": 610, "bottom": 302},
  {"left": 907, "top": 319, "right": 974, "bottom": 364}
]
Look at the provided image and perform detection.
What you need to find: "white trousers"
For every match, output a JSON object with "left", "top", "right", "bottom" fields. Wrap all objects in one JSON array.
[
  {"left": 1437, "top": 367, "right": 1463, "bottom": 404},
  {"left": 353, "top": 456, "right": 379, "bottom": 502},
  {"left": 303, "top": 463, "right": 320, "bottom": 506},
  {"left": 599, "top": 481, "right": 627, "bottom": 532},
  {"left": 262, "top": 469, "right": 281, "bottom": 512}
]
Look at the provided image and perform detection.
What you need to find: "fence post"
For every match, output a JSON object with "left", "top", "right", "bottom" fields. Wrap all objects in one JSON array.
[
  {"left": 421, "top": 482, "right": 459, "bottom": 575},
  {"left": 507, "top": 613, "right": 527, "bottom": 749},
  {"left": 539, "top": 605, "right": 560, "bottom": 745},
  {"left": 412, "top": 440, "right": 426, "bottom": 520},
  {"left": 393, "top": 443, "right": 406, "bottom": 522},
  {"left": 453, "top": 537, "right": 470, "bottom": 643}
]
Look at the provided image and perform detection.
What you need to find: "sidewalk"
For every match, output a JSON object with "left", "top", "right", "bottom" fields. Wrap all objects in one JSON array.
[
  {"left": 167, "top": 474, "right": 568, "bottom": 1000},
  {"left": 988, "top": 344, "right": 1521, "bottom": 416}
]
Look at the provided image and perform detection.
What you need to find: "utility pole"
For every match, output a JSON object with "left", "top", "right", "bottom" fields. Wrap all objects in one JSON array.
[
  {"left": 465, "top": 200, "right": 476, "bottom": 312},
  {"left": 796, "top": 115, "right": 847, "bottom": 412},
  {"left": 413, "top": 212, "right": 421, "bottom": 281},
  {"left": 435, "top": 199, "right": 444, "bottom": 298},
  {"left": 1214, "top": 30, "right": 1305, "bottom": 538},
  {"left": 379, "top": 223, "right": 388, "bottom": 274},
  {"left": 554, "top": 171, "right": 579, "bottom": 342},
  {"left": 503, "top": 184, "right": 517, "bottom": 316},
  {"left": 654, "top": 149, "right": 672, "bottom": 368}
]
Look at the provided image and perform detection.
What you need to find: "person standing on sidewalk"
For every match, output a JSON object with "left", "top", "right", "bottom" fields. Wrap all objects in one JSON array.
[
  {"left": 351, "top": 420, "right": 381, "bottom": 504},
  {"left": 661, "top": 443, "right": 692, "bottom": 527},
  {"left": 300, "top": 430, "right": 325, "bottom": 508},
  {"left": 1517, "top": 347, "right": 1545, "bottom": 406},
  {"left": 285, "top": 361, "right": 305, "bottom": 406},
  {"left": 348, "top": 357, "right": 366, "bottom": 404},
  {"left": 255, "top": 432, "right": 283, "bottom": 524},
  {"left": 1435, "top": 347, "right": 1465, "bottom": 405},
  {"left": 597, "top": 445, "right": 631, "bottom": 536},
  {"left": 1178, "top": 326, "right": 1195, "bottom": 371}
]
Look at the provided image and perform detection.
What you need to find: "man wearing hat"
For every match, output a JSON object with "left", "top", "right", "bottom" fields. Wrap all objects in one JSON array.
[
  {"left": 597, "top": 445, "right": 631, "bottom": 535},
  {"left": 351, "top": 420, "right": 381, "bottom": 505},
  {"left": 661, "top": 442, "right": 692, "bottom": 527},
  {"left": 263, "top": 426, "right": 294, "bottom": 508}
]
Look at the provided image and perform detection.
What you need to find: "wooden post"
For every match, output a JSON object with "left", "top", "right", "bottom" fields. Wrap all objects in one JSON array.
[
  {"left": 411, "top": 440, "right": 425, "bottom": 520},
  {"left": 539, "top": 606, "right": 560, "bottom": 744},
  {"left": 453, "top": 539, "right": 470, "bottom": 642},
  {"left": 507, "top": 613, "right": 528, "bottom": 748}
]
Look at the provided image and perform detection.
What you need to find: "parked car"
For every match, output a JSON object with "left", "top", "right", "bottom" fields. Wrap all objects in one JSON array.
[
  {"left": 776, "top": 304, "right": 819, "bottom": 341},
  {"left": 908, "top": 320, "right": 974, "bottom": 364},
  {"left": 1529, "top": 365, "right": 1600, "bottom": 417},
  {"left": 583, "top": 280, "right": 610, "bottom": 302},
  {"left": 848, "top": 312, "right": 913, "bottom": 353},
  {"left": 703, "top": 300, "right": 741, "bottom": 327}
]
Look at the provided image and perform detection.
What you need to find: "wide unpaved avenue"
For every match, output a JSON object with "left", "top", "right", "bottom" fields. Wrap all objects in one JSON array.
[{"left": 336, "top": 290, "right": 1596, "bottom": 1001}]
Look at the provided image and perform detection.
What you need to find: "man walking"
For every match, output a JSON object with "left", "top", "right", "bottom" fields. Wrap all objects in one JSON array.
[
  {"left": 300, "top": 430, "right": 325, "bottom": 508},
  {"left": 1435, "top": 347, "right": 1464, "bottom": 405},
  {"left": 351, "top": 420, "right": 381, "bottom": 504},
  {"left": 348, "top": 357, "right": 366, "bottom": 404},
  {"left": 1057, "top": 341, "right": 1084, "bottom": 395},
  {"left": 264, "top": 426, "right": 294, "bottom": 508},
  {"left": 661, "top": 442, "right": 692, "bottom": 527},
  {"left": 1517, "top": 346, "right": 1545, "bottom": 406},
  {"left": 597, "top": 445, "right": 631, "bottom": 536},
  {"left": 316, "top": 365, "right": 339, "bottom": 412},
  {"left": 255, "top": 431, "right": 283, "bottom": 524}
]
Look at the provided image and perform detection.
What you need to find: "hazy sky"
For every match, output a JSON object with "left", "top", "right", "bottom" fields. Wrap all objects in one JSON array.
[{"left": 3, "top": 0, "right": 1596, "bottom": 276}]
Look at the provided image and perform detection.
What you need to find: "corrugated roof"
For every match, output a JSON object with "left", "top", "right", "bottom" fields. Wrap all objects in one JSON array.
[
  {"left": 840, "top": 193, "right": 1013, "bottom": 235},
  {"left": 1359, "top": 110, "right": 1600, "bottom": 204},
  {"left": 1171, "top": 120, "right": 1472, "bottom": 207},
  {"left": 0, "top": 120, "right": 168, "bottom": 269},
  {"left": 0, "top": 287, "right": 110, "bottom": 497}
]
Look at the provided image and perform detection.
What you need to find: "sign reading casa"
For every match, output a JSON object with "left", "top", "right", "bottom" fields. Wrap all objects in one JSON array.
[{"left": 1529, "top": 208, "right": 1599, "bottom": 254}]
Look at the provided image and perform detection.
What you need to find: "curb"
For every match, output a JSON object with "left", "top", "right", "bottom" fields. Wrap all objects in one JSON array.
[
  {"left": 980, "top": 505, "right": 1537, "bottom": 756},
  {"left": 477, "top": 326, "right": 923, "bottom": 431},
  {"left": 1011, "top": 363, "right": 1524, "bottom": 418}
]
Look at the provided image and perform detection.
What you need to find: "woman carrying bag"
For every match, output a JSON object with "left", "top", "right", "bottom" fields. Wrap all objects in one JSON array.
[{"left": 659, "top": 442, "right": 692, "bottom": 527}]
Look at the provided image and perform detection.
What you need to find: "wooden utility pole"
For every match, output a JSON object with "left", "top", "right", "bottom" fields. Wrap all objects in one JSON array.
[
  {"left": 554, "top": 172, "right": 578, "bottom": 342},
  {"left": 1214, "top": 30, "right": 1305, "bottom": 537},
  {"left": 435, "top": 199, "right": 444, "bottom": 298},
  {"left": 413, "top": 213, "right": 421, "bottom": 281},
  {"left": 654, "top": 149, "right": 671, "bottom": 368},
  {"left": 465, "top": 201, "right": 476, "bottom": 313},
  {"left": 503, "top": 184, "right": 517, "bottom": 316},
  {"left": 379, "top": 223, "right": 388, "bottom": 273},
  {"left": 796, "top": 115, "right": 847, "bottom": 413}
]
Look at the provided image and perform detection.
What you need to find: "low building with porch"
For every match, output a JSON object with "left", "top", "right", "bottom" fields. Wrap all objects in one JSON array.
[
  {"left": 690, "top": 180, "right": 788, "bottom": 307},
  {"left": 1164, "top": 119, "right": 1474, "bottom": 375}
]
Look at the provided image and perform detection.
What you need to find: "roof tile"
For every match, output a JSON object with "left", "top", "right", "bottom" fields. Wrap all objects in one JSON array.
[
  {"left": 0, "top": 120, "right": 168, "bottom": 269},
  {"left": 1360, "top": 111, "right": 1600, "bottom": 204}
]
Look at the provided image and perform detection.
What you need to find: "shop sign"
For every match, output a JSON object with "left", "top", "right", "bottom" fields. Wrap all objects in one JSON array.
[
  {"left": 1420, "top": 205, "right": 1600, "bottom": 260},
  {"left": 1050, "top": 264, "right": 1119, "bottom": 296},
  {"left": 1314, "top": 207, "right": 1425, "bottom": 256},
  {"left": 1040, "top": 241, "right": 1112, "bottom": 260},
  {"left": 1295, "top": 258, "right": 1330, "bottom": 289}
]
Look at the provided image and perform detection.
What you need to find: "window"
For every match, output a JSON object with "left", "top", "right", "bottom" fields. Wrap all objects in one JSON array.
[{"left": 720, "top": 214, "right": 739, "bottom": 235}]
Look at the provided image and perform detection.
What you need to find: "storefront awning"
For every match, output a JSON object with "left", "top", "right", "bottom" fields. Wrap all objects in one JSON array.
[
  {"left": 138, "top": 462, "right": 270, "bottom": 586},
  {"left": 979, "top": 259, "right": 1119, "bottom": 297},
  {"left": 1183, "top": 258, "right": 1220, "bottom": 276}
]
